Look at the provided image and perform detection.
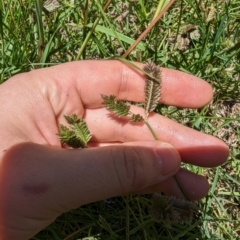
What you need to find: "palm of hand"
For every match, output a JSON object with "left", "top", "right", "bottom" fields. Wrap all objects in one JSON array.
[{"left": 0, "top": 61, "right": 228, "bottom": 240}]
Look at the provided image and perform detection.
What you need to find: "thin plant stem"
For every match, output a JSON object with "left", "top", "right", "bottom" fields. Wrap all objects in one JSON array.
[
  {"left": 144, "top": 120, "right": 159, "bottom": 141},
  {"left": 94, "top": 0, "right": 126, "bottom": 51},
  {"left": 122, "top": 0, "right": 176, "bottom": 58},
  {"left": 114, "top": 57, "right": 160, "bottom": 84},
  {"left": 152, "top": 0, "right": 170, "bottom": 20},
  {"left": 34, "top": 0, "right": 44, "bottom": 64},
  {"left": 137, "top": 198, "right": 148, "bottom": 240},
  {"left": 144, "top": 119, "right": 189, "bottom": 200},
  {"left": 126, "top": 196, "right": 129, "bottom": 240},
  {"left": 76, "top": 0, "right": 112, "bottom": 60},
  {"left": 82, "top": 0, "right": 89, "bottom": 59},
  {"left": 0, "top": 7, "right": 5, "bottom": 76}
]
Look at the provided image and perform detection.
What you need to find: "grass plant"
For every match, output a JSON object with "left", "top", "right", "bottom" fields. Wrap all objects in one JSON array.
[{"left": 0, "top": 0, "right": 239, "bottom": 239}]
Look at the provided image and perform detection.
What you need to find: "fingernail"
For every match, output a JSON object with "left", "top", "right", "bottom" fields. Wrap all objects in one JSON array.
[{"left": 155, "top": 143, "right": 181, "bottom": 177}]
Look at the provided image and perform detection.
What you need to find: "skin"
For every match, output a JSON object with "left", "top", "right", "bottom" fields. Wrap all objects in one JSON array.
[{"left": 0, "top": 60, "right": 228, "bottom": 240}]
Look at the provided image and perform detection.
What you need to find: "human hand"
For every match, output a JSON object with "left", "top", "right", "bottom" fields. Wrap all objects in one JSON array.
[{"left": 0, "top": 60, "right": 228, "bottom": 240}]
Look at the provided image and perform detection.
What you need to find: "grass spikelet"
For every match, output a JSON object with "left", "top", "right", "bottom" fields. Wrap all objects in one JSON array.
[
  {"left": 143, "top": 60, "right": 162, "bottom": 119},
  {"left": 58, "top": 114, "right": 92, "bottom": 148},
  {"left": 71, "top": 118, "right": 92, "bottom": 148},
  {"left": 149, "top": 193, "right": 200, "bottom": 226},
  {"left": 58, "top": 125, "right": 81, "bottom": 149},
  {"left": 101, "top": 94, "right": 130, "bottom": 117},
  {"left": 130, "top": 113, "right": 144, "bottom": 122}
]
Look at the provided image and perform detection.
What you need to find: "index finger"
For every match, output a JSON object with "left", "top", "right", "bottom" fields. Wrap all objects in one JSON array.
[{"left": 36, "top": 60, "right": 213, "bottom": 108}]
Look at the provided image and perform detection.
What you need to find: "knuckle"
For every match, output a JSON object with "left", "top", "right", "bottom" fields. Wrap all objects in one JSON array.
[{"left": 112, "top": 146, "right": 145, "bottom": 192}]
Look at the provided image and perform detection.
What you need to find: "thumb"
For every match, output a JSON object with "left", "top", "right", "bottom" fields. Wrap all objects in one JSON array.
[
  {"left": 1, "top": 141, "right": 180, "bottom": 208},
  {"left": 0, "top": 141, "right": 180, "bottom": 239}
]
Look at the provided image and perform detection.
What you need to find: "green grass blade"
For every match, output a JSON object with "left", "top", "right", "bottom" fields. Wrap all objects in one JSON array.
[{"left": 87, "top": 24, "right": 146, "bottom": 51}]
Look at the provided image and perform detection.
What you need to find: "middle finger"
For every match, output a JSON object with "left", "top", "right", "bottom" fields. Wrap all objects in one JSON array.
[{"left": 84, "top": 106, "right": 228, "bottom": 167}]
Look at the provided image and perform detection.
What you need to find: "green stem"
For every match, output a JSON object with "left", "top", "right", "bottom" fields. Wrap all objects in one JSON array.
[
  {"left": 34, "top": 0, "right": 44, "bottom": 64},
  {"left": 0, "top": 7, "right": 5, "bottom": 80},
  {"left": 144, "top": 120, "right": 159, "bottom": 141},
  {"left": 144, "top": 119, "right": 189, "bottom": 200},
  {"left": 125, "top": 196, "right": 129, "bottom": 240},
  {"left": 82, "top": 0, "right": 89, "bottom": 59},
  {"left": 137, "top": 198, "right": 148, "bottom": 240},
  {"left": 76, "top": 0, "right": 112, "bottom": 60},
  {"left": 152, "top": 0, "right": 169, "bottom": 20}
]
